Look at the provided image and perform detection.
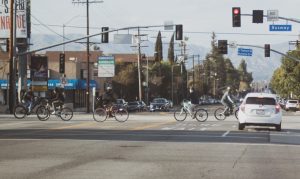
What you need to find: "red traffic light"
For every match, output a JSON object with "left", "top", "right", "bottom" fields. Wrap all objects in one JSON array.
[{"left": 233, "top": 8, "right": 240, "bottom": 15}]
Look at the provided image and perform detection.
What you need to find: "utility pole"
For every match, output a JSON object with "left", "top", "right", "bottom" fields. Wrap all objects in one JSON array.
[
  {"left": 137, "top": 27, "right": 142, "bottom": 101},
  {"left": 8, "top": 0, "right": 16, "bottom": 114},
  {"left": 72, "top": 0, "right": 103, "bottom": 113}
]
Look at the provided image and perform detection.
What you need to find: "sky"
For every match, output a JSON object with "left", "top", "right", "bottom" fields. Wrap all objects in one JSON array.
[{"left": 31, "top": 0, "right": 300, "bottom": 49}]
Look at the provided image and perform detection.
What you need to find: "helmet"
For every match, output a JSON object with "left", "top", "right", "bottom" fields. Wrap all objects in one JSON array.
[
  {"left": 227, "top": 86, "right": 231, "bottom": 90},
  {"left": 106, "top": 86, "right": 112, "bottom": 91}
]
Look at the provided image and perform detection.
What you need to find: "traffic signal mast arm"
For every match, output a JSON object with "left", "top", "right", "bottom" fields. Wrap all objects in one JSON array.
[
  {"left": 17, "top": 24, "right": 182, "bottom": 57},
  {"left": 241, "top": 14, "right": 300, "bottom": 24},
  {"left": 237, "top": 44, "right": 300, "bottom": 62}
]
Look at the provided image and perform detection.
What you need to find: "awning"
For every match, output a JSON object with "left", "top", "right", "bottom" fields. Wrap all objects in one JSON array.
[{"left": 0, "top": 79, "right": 99, "bottom": 90}]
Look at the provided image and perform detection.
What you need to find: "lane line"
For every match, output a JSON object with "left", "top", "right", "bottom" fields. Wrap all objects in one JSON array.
[
  {"left": 131, "top": 121, "right": 176, "bottom": 130},
  {"left": 51, "top": 122, "right": 96, "bottom": 130}
]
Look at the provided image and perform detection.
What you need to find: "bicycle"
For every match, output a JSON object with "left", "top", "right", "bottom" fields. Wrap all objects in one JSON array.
[
  {"left": 14, "top": 96, "right": 49, "bottom": 120},
  {"left": 174, "top": 99, "right": 208, "bottom": 122},
  {"left": 93, "top": 104, "right": 129, "bottom": 122},
  {"left": 214, "top": 104, "right": 239, "bottom": 121},
  {"left": 36, "top": 99, "right": 73, "bottom": 121}
]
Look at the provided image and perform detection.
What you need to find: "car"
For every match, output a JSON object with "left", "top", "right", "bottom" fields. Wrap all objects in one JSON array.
[
  {"left": 149, "top": 98, "right": 170, "bottom": 112},
  {"left": 237, "top": 93, "right": 282, "bottom": 131},
  {"left": 285, "top": 99, "right": 299, "bottom": 111},
  {"left": 127, "top": 101, "right": 140, "bottom": 112},
  {"left": 115, "top": 99, "right": 128, "bottom": 109},
  {"left": 127, "top": 101, "right": 146, "bottom": 112}
]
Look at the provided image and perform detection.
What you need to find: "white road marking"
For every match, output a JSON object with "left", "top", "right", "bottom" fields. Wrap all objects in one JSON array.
[{"left": 222, "top": 131, "right": 230, "bottom": 137}]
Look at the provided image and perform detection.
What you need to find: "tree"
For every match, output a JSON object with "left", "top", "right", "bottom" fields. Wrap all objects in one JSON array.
[
  {"left": 270, "top": 47, "right": 300, "bottom": 99},
  {"left": 203, "top": 32, "right": 227, "bottom": 97},
  {"left": 224, "top": 58, "right": 239, "bottom": 90},
  {"left": 112, "top": 63, "right": 138, "bottom": 100},
  {"left": 168, "top": 33, "right": 175, "bottom": 65},
  {"left": 237, "top": 59, "right": 253, "bottom": 91},
  {"left": 154, "top": 31, "right": 163, "bottom": 63}
]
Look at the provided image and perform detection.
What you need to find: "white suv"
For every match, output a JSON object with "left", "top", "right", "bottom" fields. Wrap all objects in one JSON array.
[
  {"left": 285, "top": 100, "right": 299, "bottom": 111},
  {"left": 237, "top": 93, "right": 282, "bottom": 131}
]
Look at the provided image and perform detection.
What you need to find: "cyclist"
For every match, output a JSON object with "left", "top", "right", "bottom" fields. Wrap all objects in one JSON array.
[
  {"left": 51, "top": 87, "right": 65, "bottom": 114},
  {"left": 22, "top": 87, "right": 34, "bottom": 112},
  {"left": 102, "top": 86, "right": 115, "bottom": 117},
  {"left": 221, "top": 86, "right": 234, "bottom": 114},
  {"left": 187, "top": 87, "right": 198, "bottom": 114}
]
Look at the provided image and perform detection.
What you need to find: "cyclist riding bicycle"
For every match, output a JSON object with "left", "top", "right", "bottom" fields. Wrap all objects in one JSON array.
[
  {"left": 221, "top": 86, "right": 235, "bottom": 114},
  {"left": 51, "top": 87, "right": 65, "bottom": 114},
  {"left": 21, "top": 87, "right": 34, "bottom": 112},
  {"left": 102, "top": 86, "right": 115, "bottom": 117},
  {"left": 187, "top": 87, "right": 198, "bottom": 113}
]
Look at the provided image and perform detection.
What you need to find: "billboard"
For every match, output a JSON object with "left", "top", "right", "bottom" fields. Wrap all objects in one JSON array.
[
  {"left": 0, "top": 0, "right": 28, "bottom": 38},
  {"left": 31, "top": 55, "right": 48, "bottom": 91}
]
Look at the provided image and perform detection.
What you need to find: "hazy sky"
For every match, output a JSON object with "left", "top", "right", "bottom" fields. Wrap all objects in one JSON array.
[{"left": 31, "top": 0, "right": 300, "bottom": 48}]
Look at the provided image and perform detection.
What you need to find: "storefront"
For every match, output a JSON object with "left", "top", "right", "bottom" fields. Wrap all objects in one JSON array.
[{"left": 0, "top": 79, "right": 99, "bottom": 108}]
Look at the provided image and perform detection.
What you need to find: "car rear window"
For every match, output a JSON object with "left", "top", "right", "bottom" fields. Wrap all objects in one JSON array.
[
  {"left": 246, "top": 97, "right": 276, "bottom": 105},
  {"left": 288, "top": 100, "right": 298, "bottom": 104}
]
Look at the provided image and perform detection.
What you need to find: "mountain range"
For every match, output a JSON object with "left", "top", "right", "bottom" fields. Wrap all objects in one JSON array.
[{"left": 31, "top": 34, "right": 290, "bottom": 81}]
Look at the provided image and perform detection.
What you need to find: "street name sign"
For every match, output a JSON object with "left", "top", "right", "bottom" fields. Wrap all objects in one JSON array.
[
  {"left": 238, "top": 48, "right": 253, "bottom": 56},
  {"left": 269, "top": 25, "right": 292, "bottom": 31},
  {"left": 267, "top": 10, "right": 279, "bottom": 21}
]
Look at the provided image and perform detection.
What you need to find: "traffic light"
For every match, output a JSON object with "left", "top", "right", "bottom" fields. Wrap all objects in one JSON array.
[
  {"left": 59, "top": 53, "right": 65, "bottom": 73},
  {"left": 6, "top": 39, "right": 9, "bottom": 52},
  {"left": 101, "top": 27, "right": 109, "bottom": 43},
  {"left": 232, "top": 7, "right": 241, "bottom": 27},
  {"left": 265, "top": 44, "right": 270, "bottom": 57},
  {"left": 253, "top": 10, "right": 264, "bottom": 23},
  {"left": 175, "top": 24, "right": 183, "bottom": 40},
  {"left": 218, "top": 40, "right": 228, "bottom": 54}
]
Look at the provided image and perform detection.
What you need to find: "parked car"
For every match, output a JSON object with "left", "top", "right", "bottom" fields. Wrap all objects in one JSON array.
[
  {"left": 127, "top": 101, "right": 146, "bottom": 112},
  {"left": 115, "top": 99, "right": 128, "bottom": 109},
  {"left": 237, "top": 93, "right": 282, "bottom": 131},
  {"left": 285, "top": 99, "right": 299, "bottom": 111},
  {"left": 150, "top": 98, "right": 170, "bottom": 112}
]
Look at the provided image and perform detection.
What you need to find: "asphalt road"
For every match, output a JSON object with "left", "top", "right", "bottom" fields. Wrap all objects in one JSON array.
[{"left": 0, "top": 111, "right": 300, "bottom": 179}]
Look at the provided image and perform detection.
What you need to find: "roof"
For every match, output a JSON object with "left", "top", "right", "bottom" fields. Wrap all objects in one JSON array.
[
  {"left": 45, "top": 51, "right": 102, "bottom": 63},
  {"left": 245, "top": 92, "right": 277, "bottom": 99}
]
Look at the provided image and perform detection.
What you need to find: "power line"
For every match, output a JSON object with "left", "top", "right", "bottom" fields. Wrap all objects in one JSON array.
[{"left": 31, "top": 22, "right": 299, "bottom": 38}]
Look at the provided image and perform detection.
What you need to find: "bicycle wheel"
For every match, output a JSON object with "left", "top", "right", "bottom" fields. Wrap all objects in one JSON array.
[
  {"left": 235, "top": 109, "right": 239, "bottom": 120},
  {"left": 36, "top": 106, "right": 50, "bottom": 121},
  {"left": 195, "top": 109, "right": 208, "bottom": 122},
  {"left": 214, "top": 107, "right": 226, "bottom": 121},
  {"left": 93, "top": 108, "right": 107, "bottom": 122},
  {"left": 60, "top": 107, "right": 73, "bottom": 121},
  {"left": 14, "top": 105, "right": 27, "bottom": 119},
  {"left": 174, "top": 108, "right": 187, "bottom": 121},
  {"left": 114, "top": 108, "right": 129, "bottom": 122}
]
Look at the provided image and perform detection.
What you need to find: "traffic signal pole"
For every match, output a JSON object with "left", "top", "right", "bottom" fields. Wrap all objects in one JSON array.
[
  {"left": 237, "top": 44, "right": 300, "bottom": 62},
  {"left": 241, "top": 14, "right": 300, "bottom": 24}
]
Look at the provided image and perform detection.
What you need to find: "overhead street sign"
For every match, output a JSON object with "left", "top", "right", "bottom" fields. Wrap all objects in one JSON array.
[
  {"left": 238, "top": 48, "right": 253, "bottom": 56},
  {"left": 267, "top": 10, "right": 279, "bottom": 21},
  {"left": 269, "top": 25, "right": 292, "bottom": 31}
]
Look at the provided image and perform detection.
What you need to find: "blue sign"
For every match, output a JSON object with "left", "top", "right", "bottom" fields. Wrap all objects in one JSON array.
[
  {"left": 238, "top": 48, "right": 253, "bottom": 56},
  {"left": 269, "top": 25, "right": 292, "bottom": 31}
]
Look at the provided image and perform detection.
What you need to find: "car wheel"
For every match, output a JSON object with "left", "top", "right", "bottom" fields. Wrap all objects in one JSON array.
[
  {"left": 238, "top": 123, "right": 245, "bottom": 130},
  {"left": 275, "top": 123, "right": 281, "bottom": 131}
]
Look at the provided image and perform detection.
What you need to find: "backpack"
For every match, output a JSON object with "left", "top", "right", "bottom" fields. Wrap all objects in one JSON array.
[{"left": 59, "top": 91, "right": 65, "bottom": 102}]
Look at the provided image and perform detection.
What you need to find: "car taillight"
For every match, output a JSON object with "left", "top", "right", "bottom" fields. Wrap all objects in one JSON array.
[{"left": 275, "top": 104, "right": 281, "bottom": 114}]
